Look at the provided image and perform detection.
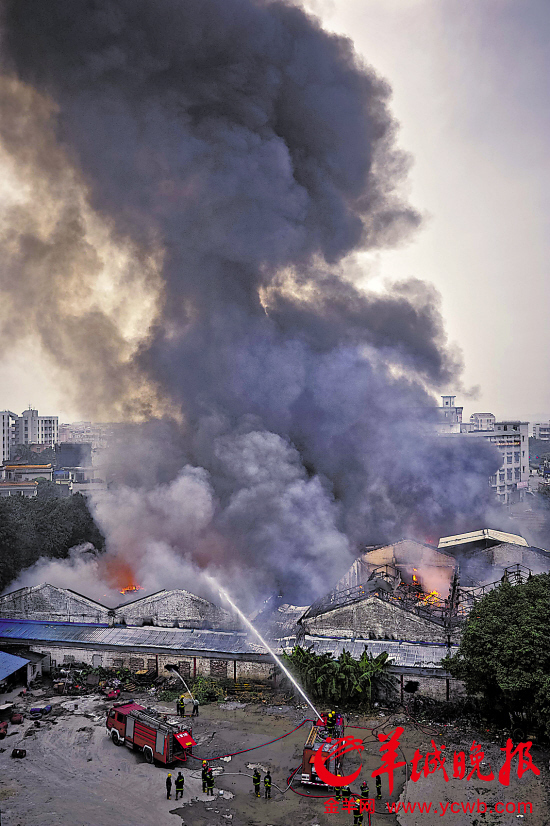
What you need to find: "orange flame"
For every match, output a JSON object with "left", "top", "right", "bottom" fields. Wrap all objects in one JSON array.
[
  {"left": 100, "top": 557, "right": 143, "bottom": 596},
  {"left": 420, "top": 590, "right": 440, "bottom": 605},
  {"left": 119, "top": 584, "right": 144, "bottom": 596}
]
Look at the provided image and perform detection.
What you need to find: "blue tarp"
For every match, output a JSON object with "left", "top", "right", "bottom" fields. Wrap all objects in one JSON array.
[{"left": 0, "top": 650, "right": 29, "bottom": 681}]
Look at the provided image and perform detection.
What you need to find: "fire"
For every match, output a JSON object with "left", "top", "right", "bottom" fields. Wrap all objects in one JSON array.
[
  {"left": 119, "top": 584, "right": 144, "bottom": 596},
  {"left": 412, "top": 568, "right": 418, "bottom": 583},
  {"left": 420, "top": 589, "right": 440, "bottom": 605},
  {"left": 100, "top": 557, "right": 144, "bottom": 597}
]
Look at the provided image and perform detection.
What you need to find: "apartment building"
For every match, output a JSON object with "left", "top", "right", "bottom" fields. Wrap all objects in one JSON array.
[
  {"left": 467, "top": 421, "right": 529, "bottom": 504},
  {"left": 0, "top": 410, "right": 16, "bottom": 463},
  {"left": 469, "top": 413, "right": 496, "bottom": 431},
  {"left": 13, "top": 408, "right": 58, "bottom": 451},
  {"left": 533, "top": 422, "right": 550, "bottom": 441}
]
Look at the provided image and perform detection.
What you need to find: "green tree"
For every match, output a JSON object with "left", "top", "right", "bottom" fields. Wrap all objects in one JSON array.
[
  {"left": 0, "top": 493, "right": 105, "bottom": 592},
  {"left": 282, "top": 645, "right": 390, "bottom": 708},
  {"left": 445, "top": 573, "right": 550, "bottom": 737}
]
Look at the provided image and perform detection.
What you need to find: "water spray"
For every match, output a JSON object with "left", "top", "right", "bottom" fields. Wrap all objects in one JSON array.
[{"left": 205, "top": 574, "right": 323, "bottom": 722}]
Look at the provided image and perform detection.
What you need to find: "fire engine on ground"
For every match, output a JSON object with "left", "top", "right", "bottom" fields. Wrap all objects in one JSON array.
[
  {"left": 301, "top": 712, "right": 344, "bottom": 785},
  {"left": 106, "top": 701, "right": 196, "bottom": 766}
]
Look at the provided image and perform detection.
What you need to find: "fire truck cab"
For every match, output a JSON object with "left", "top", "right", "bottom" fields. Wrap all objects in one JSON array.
[
  {"left": 301, "top": 712, "right": 344, "bottom": 785},
  {"left": 106, "top": 701, "right": 196, "bottom": 766}
]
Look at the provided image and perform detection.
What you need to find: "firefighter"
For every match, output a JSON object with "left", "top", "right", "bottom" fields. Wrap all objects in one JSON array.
[
  {"left": 166, "top": 773, "right": 172, "bottom": 800},
  {"left": 201, "top": 761, "right": 209, "bottom": 793},
  {"left": 342, "top": 784, "right": 351, "bottom": 803},
  {"left": 334, "top": 774, "right": 343, "bottom": 802},
  {"left": 253, "top": 768, "right": 261, "bottom": 798},
  {"left": 175, "top": 772, "right": 184, "bottom": 800},
  {"left": 264, "top": 770, "right": 272, "bottom": 799},
  {"left": 177, "top": 695, "right": 185, "bottom": 717},
  {"left": 353, "top": 799, "right": 364, "bottom": 826},
  {"left": 206, "top": 768, "right": 215, "bottom": 796},
  {"left": 360, "top": 780, "right": 369, "bottom": 799},
  {"left": 375, "top": 774, "right": 382, "bottom": 799},
  {"left": 192, "top": 698, "right": 200, "bottom": 716},
  {"left": 326, "top": 710, "right": 336, "bottom": 737}
]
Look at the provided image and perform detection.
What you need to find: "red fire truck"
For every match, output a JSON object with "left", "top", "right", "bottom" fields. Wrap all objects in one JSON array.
[
  {"left": 106, "top": 701, "right": 196, "bottom": 765},
  {"left": 301, "top": 713, "right": 344, "bottom": 785}
]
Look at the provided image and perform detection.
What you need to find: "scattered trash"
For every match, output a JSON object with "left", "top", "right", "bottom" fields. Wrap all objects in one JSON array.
[{"left": 11, "top": 748, "right": 26, "bottom": 759}]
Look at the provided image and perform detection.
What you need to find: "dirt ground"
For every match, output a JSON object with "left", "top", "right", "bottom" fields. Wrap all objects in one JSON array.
[{"left": 1, "top": 688, "right": 549, "bottom": 826}]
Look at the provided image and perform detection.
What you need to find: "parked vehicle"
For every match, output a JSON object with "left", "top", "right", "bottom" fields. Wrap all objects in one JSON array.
[{"left": 106, "top": 701, "right": 196, "bottom": 765}]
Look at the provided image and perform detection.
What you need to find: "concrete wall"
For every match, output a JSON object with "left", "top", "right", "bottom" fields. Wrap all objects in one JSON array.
[
  {"left": 0, "top": 584, "right": 110, "bottom": 624},
  {"left": 115, "top": 589, "right": 237, "bottom": 630},
  {"left": 28, "top": 644, "right": 273, "bottom": 682},
  {"left": 302, "top": 597, "right": 457, "bottom": 644}
]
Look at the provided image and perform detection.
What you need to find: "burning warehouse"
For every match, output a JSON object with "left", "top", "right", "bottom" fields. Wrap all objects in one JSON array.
[{"left": 2, "top": 529, "right": 549, "bottom": 701}]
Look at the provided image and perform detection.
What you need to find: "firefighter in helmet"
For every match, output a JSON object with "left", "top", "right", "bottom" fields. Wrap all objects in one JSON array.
[
  {"left": 264, "top": 770, "right": 272, "bottom": 799},
  {"left": 206, "top": 767, "right": 215, "bottom": 796},
  {"left": 334, "top": 773, "right": 343, "bottom": 802},
  {"left": 326, "top": 710, "right": 337, "bottom": 737},
  {"left": 252, "top": 768, "right": 261, "bottom": 798},
  {"left": 360, "top": 780, "right": 369, "bottom": 799},
  {"left": 353, "top": 798, "right": 364, "bottom": 826},
  {"left": 201, "top": 760, "right": 209, "bottom": 794}
]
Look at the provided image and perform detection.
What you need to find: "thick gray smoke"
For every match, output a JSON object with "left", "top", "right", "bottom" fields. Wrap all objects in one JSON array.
[{"left": 0, "top": 0, "right": 500, "bottom": 607}]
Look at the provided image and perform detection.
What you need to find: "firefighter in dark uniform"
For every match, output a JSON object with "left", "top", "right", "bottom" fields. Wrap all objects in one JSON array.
[
  {"left": 177, "top": 695, "right": 185, "bottom": 716},
  {"left": 334, "top": 774, "right": 343, "bottom": 802},
  {"left": 264, "top": 770, "right": 272, "bottom": 799},
  {"left": 375, "top": 774, "right": 382, "bottom": 799},
  {"left": 166, "top": 773, "right": 172, "bottom": 799},
  {"left": 353, "top": 799, "right": 364, "bottom": 826},
  {"left": 206, "top": 768, "right": 215, "bottom": 796},
  {"left": 175, "top": 772, "right": 184, "bottom": 800},
  {"left": 201, "top": 761, "right": 209, "bottom": 793},
  {"left": 253, "top": 768, "right": 261, "bottom": 798},
  {"left": 360, "top": 780, "right": 369, "bottom": 799},
  {"left": 342, "top": 784, "right": 351, "bottom": 803},
  {"left": 326, "top": 710, "right": 337, "bottom": 737}
]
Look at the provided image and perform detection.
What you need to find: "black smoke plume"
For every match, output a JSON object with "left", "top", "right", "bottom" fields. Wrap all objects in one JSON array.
[{"left": 0, "top": 0, "right": 499, "bottom": 606}]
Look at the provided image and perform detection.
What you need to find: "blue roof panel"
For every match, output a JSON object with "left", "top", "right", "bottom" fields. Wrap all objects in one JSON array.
[
  {"left": 0, "top": 620, "right": 268, "bottom": 657},
  {"left": 0, "top": 650, "right": 30, "bottom": 681}
]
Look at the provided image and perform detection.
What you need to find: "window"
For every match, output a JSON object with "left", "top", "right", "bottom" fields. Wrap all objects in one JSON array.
[
  {"left": 113, "top": 659, "right": 123, "bottom": 668},
  {"left": 507, "top": 453, "right": 512, "bottom": 463},
  {"left": 63, "top": 654, "right": 75, "bottom": 663},
  {"left": 515, "top": 469, "right": 520, "bottom": 480},
  {"left": 210, "top": 659, "right": 228, "bottom": 678},
  {"left": 129, "top": 658, "right": 144, "bottom": 671},
  {"left": 116, "top": 712, "right": 125, "bottom": 722},
  {"left": 177, "top": 661, "right": 191, "bottom": 679},
  {"left": 507, "top": 469, "right": 512, "bottom": 480},
  {"left": 514, "top": 452, "right": 520, "bottom": 463},
  {"left": 147, "top": 659, "right": 157, "bottom": 671}
]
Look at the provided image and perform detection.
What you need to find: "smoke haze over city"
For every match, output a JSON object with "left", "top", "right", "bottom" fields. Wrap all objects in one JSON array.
[{"left": 0, "top": 0, "right": 500, "bottom": 606}]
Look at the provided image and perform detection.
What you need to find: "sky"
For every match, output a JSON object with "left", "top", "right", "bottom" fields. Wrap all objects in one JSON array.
[{"left": 1, "top": 0, "right": 549, "bottom": 424}]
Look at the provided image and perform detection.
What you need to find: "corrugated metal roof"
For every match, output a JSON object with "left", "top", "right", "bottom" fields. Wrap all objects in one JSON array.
[
  {"left": 298, "top": 636, "right": 457, "bottom": 669},
  {"left": 438, "top": 529, "right": 528, "bottom": 549},
  {"left": 0, "top": 650, "right": 30, "bottom": 681},
  {"left": 0, "top": 620, "right": 268, "bottom": 657}
]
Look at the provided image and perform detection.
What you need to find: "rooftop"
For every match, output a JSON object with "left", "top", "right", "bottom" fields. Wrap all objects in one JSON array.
[
  {"left": 0, "top": 650, "right": 30, "bottom": 681},
  {"left": 0, "top": 620, "right": 269, "bottom": 658},
  {"left": 294, "top": 635, "right": 458, "bottom": 670}
]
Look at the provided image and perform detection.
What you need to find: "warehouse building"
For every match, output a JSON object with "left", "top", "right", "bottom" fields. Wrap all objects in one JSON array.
[{"left": 0, "top": 619, "right": 272, "bottom": 682}]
